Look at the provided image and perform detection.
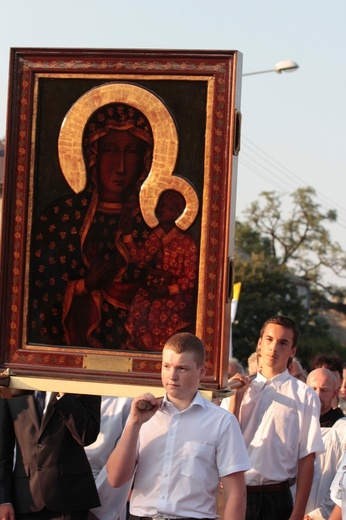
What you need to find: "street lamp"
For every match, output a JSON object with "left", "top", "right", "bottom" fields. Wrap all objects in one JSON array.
[{"left": 243, "top": 60, "right": 299, "bottom": 77}]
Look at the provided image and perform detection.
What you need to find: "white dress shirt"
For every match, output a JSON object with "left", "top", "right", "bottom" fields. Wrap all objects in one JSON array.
[
  {"left": 130, "top": 391, "right": 251, "bottom": 519},
  {"left": 222, "top": 369, "right": 324, "bottom": 485},
  {"left": 35, "top": 390, "right": 51, "bottom": 415},
  {"left": 85, "top": 396, "right": 132, "bottom": 520},
  {"left": 306, "top": 418, "right": 346, "bottom": 519},
  {"left": 330, "top": 447, "right": 346, "bottom": 519}
]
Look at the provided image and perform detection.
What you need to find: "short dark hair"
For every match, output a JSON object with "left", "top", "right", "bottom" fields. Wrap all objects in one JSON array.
[
  {"left": 163, "top": 332, "right": 206, "bottom": 367},
  {"left": 310, "top": 353, "right": 343, "bottom": 379},
  {"left": 260, "top": 315, "right": 300, "bottom": 349}
]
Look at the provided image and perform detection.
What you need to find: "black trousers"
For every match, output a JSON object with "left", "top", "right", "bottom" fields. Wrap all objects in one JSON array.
[
  {"left": 16, "top": 508, "right": 89, "bottom": 520},
  {"left": 246, "top": 488, "right": 293, "bottom": 520}
]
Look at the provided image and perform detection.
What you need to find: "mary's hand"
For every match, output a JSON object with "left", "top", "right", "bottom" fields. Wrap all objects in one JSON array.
[{"left": 147, "top": 284, "right": 170, "bottom": 297}]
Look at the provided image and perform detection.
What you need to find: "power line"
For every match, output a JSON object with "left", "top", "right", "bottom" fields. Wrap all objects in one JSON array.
[
  {"left": 239, "top": 135, "right": 346, "bottom": 231},
  {"left": 241, "top": 135, "right": 346, "bottom": 219}
]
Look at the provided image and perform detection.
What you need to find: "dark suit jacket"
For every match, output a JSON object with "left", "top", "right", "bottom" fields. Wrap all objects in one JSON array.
[{"left": 0, "top": 392, "right": 101, "bottom": 514}]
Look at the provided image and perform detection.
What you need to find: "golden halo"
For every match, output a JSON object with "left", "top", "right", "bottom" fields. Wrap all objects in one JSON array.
[{"left": 58, "top": 82, "right": 199, "bottom": 230}]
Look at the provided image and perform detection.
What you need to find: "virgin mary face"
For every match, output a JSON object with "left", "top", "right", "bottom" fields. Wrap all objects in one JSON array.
[{"left": 97, "top": 129, "right": 147, "bottom": 203}]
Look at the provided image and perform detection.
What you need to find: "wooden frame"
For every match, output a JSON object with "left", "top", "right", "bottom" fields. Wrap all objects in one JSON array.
[{"left": 0, "top": 48, "right": 242, "bottom": 392}]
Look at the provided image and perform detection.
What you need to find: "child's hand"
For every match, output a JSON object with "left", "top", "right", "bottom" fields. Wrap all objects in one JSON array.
[{"left": 147, "top": 284, "right": 170, "bottom": 297}]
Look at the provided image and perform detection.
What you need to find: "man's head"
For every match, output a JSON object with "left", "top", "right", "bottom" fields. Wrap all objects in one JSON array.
[
  {"left": 306, "top": 367, "right": 337, "bottom": 416},
  {"left": 228, "top": 357, "right": 244, "bottom": 378},
  {"left": 309, "top": 353, "right": 343, "bottom": 397},
  {"left": 163, "top": 332, "right": 205, "bottom": 367},
  {"left": 258, "top": 316, "right": 299, "bottom": 377},
  {"left": 248, "top": 351, "right": 261, "bottom": 375},
  {"left": 161, "top": 333, "right": 206, "bottom": 408},
  {"left": 288, "top": 357, "right": 307, "bottom": 382},
  {"left": 260, "top": 315, "right": 300, "bottom": 348}
]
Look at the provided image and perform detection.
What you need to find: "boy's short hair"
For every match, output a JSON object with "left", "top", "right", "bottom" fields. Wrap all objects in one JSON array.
[
  {"left": 260, "top": 315, "right": 300, "bottom": 348},
  {"left": 163, "top": 332, "right": 206, "bottom": 367}
]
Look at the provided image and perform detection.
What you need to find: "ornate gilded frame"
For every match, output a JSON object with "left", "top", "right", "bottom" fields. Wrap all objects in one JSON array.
[{"left": 0, "top": 48, "right": 242, "bottom": 392}]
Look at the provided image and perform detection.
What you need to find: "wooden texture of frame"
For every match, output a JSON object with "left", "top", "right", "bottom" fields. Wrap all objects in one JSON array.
[{"left": 0, "top": 48, "right": 242, "bottom": 392}]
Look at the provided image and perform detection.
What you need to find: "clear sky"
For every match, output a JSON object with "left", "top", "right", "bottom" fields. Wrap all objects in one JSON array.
[{"left": 1, "top": 0, "right": 346, "bottom": 288}]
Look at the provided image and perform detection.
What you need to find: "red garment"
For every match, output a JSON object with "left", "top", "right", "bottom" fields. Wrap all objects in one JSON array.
[{"left": 124, "top": 226, "right": 198, "bottom": 351}]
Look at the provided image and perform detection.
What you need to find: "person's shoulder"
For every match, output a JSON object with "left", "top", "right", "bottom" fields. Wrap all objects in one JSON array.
[
  {"left": 79, "top": 394, "right": 102, "bottom": 405},
  {"left": 1, "top": 392, "right": 33, "bottom": 407},
  {"left": 331, "top": 416, "right": 346, "bottom": 441},
  {"left": 40, "top": 188, "right": 92, "bottom": 217},
  {"left": 203, "top": 398, "right": 228, "bottom": 411},
  {"left": 202, "top": 398, "right": 238, "bottom": 420},
  {"left": 287, "top": 373, "right": 311, "bottom": 390},
  {"left": 171, "top": 227, "right": 197, "bottom": 245},
  {"left": 286, "top": 374, "right": 320, "bottom": 401}
]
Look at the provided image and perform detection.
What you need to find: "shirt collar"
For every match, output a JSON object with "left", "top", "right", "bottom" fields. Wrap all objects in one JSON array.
[
  {"left": 255, "top": 369, "right": 290, "bottom": 390},
  {"left": 161, "top": 391, "right": 204, "bottom": 412}
]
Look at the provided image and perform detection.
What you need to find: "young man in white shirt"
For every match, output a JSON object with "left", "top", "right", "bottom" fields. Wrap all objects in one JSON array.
[
  {"left": 225, "top": 315, "right": 325, "bottom": 520},
  {"left": 106, "top": 332, "right": 251, "bottom": 520}
]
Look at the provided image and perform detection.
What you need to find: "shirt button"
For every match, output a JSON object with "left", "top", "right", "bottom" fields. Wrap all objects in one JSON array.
[{"left": 37, "top": 443, "right": 43, "bottom": 448}]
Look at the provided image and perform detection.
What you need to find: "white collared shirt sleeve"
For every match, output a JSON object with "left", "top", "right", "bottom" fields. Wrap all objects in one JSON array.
[{"left": 330, "top": 449, "right": 346, "bottom": 518}]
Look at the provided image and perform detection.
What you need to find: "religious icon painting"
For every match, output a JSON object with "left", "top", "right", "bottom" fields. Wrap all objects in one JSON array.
[{"left": 0, "top": 48, "right": 242, "bottom": 392}]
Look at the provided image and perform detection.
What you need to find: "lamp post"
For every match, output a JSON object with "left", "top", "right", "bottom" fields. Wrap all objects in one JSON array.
[
  {"left": 243, "top": 60, "right": 299, "bottom": 77},
  {"left": 229, "top": 59, "right": 299, "bottom": 358}
]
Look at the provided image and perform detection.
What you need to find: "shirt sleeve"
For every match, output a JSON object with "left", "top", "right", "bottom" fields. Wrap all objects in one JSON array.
[
  {"left": 298, "top": 387, "right": 325, "bottom": 459},
  {"left": 330, "top": 451, "right": 346, "bottom": 509},
  {"left": 216, "top": 411, "right": 251, "bottom": 478}
]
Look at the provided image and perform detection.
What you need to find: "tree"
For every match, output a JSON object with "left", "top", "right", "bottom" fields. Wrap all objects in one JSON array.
[
  {"left": 232, "top": 248, "right": 308, "bottom": 366},
  {"left": 243, "top": 187, "right": 346, "bottom": 296},
  {"left": 232, "top": 187, "right": 346, "bottom": 368}
]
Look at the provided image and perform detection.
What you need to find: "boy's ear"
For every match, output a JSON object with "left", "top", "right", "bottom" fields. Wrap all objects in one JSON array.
[{"left": 291, "top": 347, "right": 297, "bottom": 358}]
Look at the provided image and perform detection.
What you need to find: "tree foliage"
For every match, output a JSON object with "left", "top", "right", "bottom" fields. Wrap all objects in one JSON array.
[
  {"left": 232, "top": 187, "right": 346, "bottom": 369},
  {"left": 232, "top": 249, "right": 307, "bottom": 366},
  {"left": 243, "top": 187, "right": 346, "bottom": 294}
]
